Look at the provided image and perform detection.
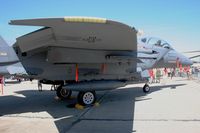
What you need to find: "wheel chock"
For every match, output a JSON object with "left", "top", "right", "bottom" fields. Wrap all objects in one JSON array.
[
  {"left": 69, "top": 96, "right": 76, "bottom": 99},
  {"left": 75, "top": 104, "right": 84, "bottom": 110},
  {"left": 54, "top": 96, "right": 61, "bottom": 101},
  {"left": 94, "top": 102, "right": 100, "bottom": 107}
]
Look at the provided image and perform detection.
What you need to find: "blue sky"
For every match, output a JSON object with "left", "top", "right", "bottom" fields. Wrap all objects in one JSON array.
[{"left": 0, "top": 0, "right": 199, "bottom": 52}]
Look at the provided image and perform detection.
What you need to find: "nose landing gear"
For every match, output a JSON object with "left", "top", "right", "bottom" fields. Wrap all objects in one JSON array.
[{"left": 143, "top": 83, "right": 150, "bottom": 93}]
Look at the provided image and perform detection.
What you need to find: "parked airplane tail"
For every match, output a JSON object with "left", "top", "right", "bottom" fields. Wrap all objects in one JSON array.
[{"left": 0, "top": 36, "right": 19, "bottom": 66}]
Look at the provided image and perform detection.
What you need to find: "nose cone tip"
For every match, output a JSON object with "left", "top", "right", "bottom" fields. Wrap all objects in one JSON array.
[
  {"left": 181, "top": 54, "right": 193, "bottom": 66},
  {"left": 188, "top": 59, "right": 193, "bottom": 65},
  {"left": 184, "top": 58, "right": 193, "bottom": 65}
]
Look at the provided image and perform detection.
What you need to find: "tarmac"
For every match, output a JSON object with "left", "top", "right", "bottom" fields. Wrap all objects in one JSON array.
[{"left": 0, "top": 77, "right": 200, "bottom": 133}]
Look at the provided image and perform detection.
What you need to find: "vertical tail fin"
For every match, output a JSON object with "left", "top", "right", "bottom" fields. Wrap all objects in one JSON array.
[{"left": 0, "top": 36, "right": 19, "bottom": 66}]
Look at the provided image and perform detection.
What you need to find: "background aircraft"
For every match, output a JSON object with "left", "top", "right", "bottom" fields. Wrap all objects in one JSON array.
[
  {"left": 0, "top": 36, "right": 19, "bottom": 66},
  {"left": 138, "top": 37, "right": 193, "bottom": 68},
  {"left": 0, "top": 36, "right": 26, "bottom": 77}
]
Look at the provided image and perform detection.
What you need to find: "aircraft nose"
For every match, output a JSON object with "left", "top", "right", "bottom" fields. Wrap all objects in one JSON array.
[
  {"left": 187, "top": 58, "right": 193, "bottom": 65},
  {"left": 180, "top": 55, "right": 193, "bottom": 66}
]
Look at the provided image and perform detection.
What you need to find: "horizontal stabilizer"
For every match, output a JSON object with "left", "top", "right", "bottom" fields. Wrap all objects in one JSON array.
[{"left": 189, "top": 55, "right": 200, "bottom": 59}]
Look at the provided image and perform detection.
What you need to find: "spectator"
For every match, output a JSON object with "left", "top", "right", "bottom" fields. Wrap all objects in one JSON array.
[
  {"left": 38, "top": 80, "right": 42, "bottom": 91},
  {"left": 156, "top": 69, "right": 161, "bottom": 83},
  {"left": 51, "top": 85, "right": 56, "bottom": 91},
  {"left": 164, "top": 68, "right": 168, "bottom": 76},
  {"left": 171, "top": 68, "right": 175, "bottom": 79},
  {"left": 148, "top": 69, "right": 154, "bottom": 83}
]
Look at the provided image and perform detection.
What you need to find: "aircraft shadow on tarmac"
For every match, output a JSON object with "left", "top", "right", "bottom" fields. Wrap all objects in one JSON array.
[{"left": 0, "top": 83, "right": 186, "bottom": 133}]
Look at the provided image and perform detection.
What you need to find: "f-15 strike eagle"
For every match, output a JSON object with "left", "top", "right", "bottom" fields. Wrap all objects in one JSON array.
[
  {"left": 3, "top": 17, "right": 192, "bottom": 105},
  {"left": 9, "top": 17, "right": 141, "bottom": 105},
  {"left": 137, "top": 37, "right": 193, "bottom": 68}
]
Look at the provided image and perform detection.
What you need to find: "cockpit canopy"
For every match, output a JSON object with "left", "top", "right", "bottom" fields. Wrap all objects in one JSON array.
[{"left": 140, "top": 37, "right": 173, "bottom": 50}]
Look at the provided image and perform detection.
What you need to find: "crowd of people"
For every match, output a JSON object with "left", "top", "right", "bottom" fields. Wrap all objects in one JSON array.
[
  {"left": 148, "top": 66, "right": 192, "bottom": 84},
  {"left": 0, "top": 66, "right": 196, "bottom": 93}
]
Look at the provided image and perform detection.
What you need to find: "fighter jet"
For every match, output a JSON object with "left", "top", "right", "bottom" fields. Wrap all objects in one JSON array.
[
  {"left": 8, "top": 17, "right": 145, "bottom": 105},
  {"left": 138, "top": 37, "right": 193, "bottom": 68},
  {"left": 0, "top": 36, "right": 26, "bottom": 77},
  {"left": 5, "top": 17, "right": 192, "bottom": 105},
  {"left": 0, "top": 36, "right": 19, "bottom": 66},
  {"left": 0, "top": 34, "right": 169, "bottom": 94}
]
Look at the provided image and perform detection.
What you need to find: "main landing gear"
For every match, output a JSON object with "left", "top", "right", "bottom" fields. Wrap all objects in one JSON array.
[
  {"left": 78, "top": 91, "right": 96, "bottom": 106},
  {"left": 56, "top": 83, "right": 150, "bottom": 105},
  {"left": 56, "top": 85, "right": 96, "bottom": 106}
]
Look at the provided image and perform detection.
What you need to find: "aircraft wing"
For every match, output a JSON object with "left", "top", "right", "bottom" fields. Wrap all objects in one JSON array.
[
  {"left": 10, "top": 17, "right": 137, "bottom": 53},
  {"left": 183, "top": 50, "right": 200, "bottom": 63},
  {"left": 183, "top": 50, "right": 200, "bottom": 53},
  {"left": 189, "top": 55, "right": 200, "bottom": 59}
]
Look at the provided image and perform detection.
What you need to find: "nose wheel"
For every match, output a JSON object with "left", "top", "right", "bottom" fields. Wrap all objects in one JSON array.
[
  {"left": 143, "top": 83, "right": 150, "bottom": 93},
  {"left": 78, "top": 91, "right": 96, "bottom": 106}
]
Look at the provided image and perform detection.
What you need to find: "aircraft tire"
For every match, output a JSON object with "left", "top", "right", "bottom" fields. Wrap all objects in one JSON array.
[
  {"left": 56, "top": 85, "right": 72, "bottom": 100},
  {"left": 143, "top": 84, "right": 150, "bottom": 93},
  {"left": 78, "top": 91, "right": 96, "bottom": 106}
]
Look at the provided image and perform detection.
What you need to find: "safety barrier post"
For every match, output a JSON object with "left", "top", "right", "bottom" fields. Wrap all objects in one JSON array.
[{"left": 0, "top": 76, "right": 3, "bottom": 95}]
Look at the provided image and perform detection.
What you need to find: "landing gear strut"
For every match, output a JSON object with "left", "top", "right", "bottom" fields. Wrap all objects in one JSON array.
[
  {"left": 56, "top": 85, "right": 72, "bottom": 100},
  {"left": 78, "top": 91, "right": 96, "bottom": 106},
  {"left": 143, "top": 83, "right": 150, "bottom": 93}
]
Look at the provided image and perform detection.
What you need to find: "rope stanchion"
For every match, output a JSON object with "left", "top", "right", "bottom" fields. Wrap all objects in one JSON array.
[{"left": 0, "top": 76, "right": 3, "bottom": 95}]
